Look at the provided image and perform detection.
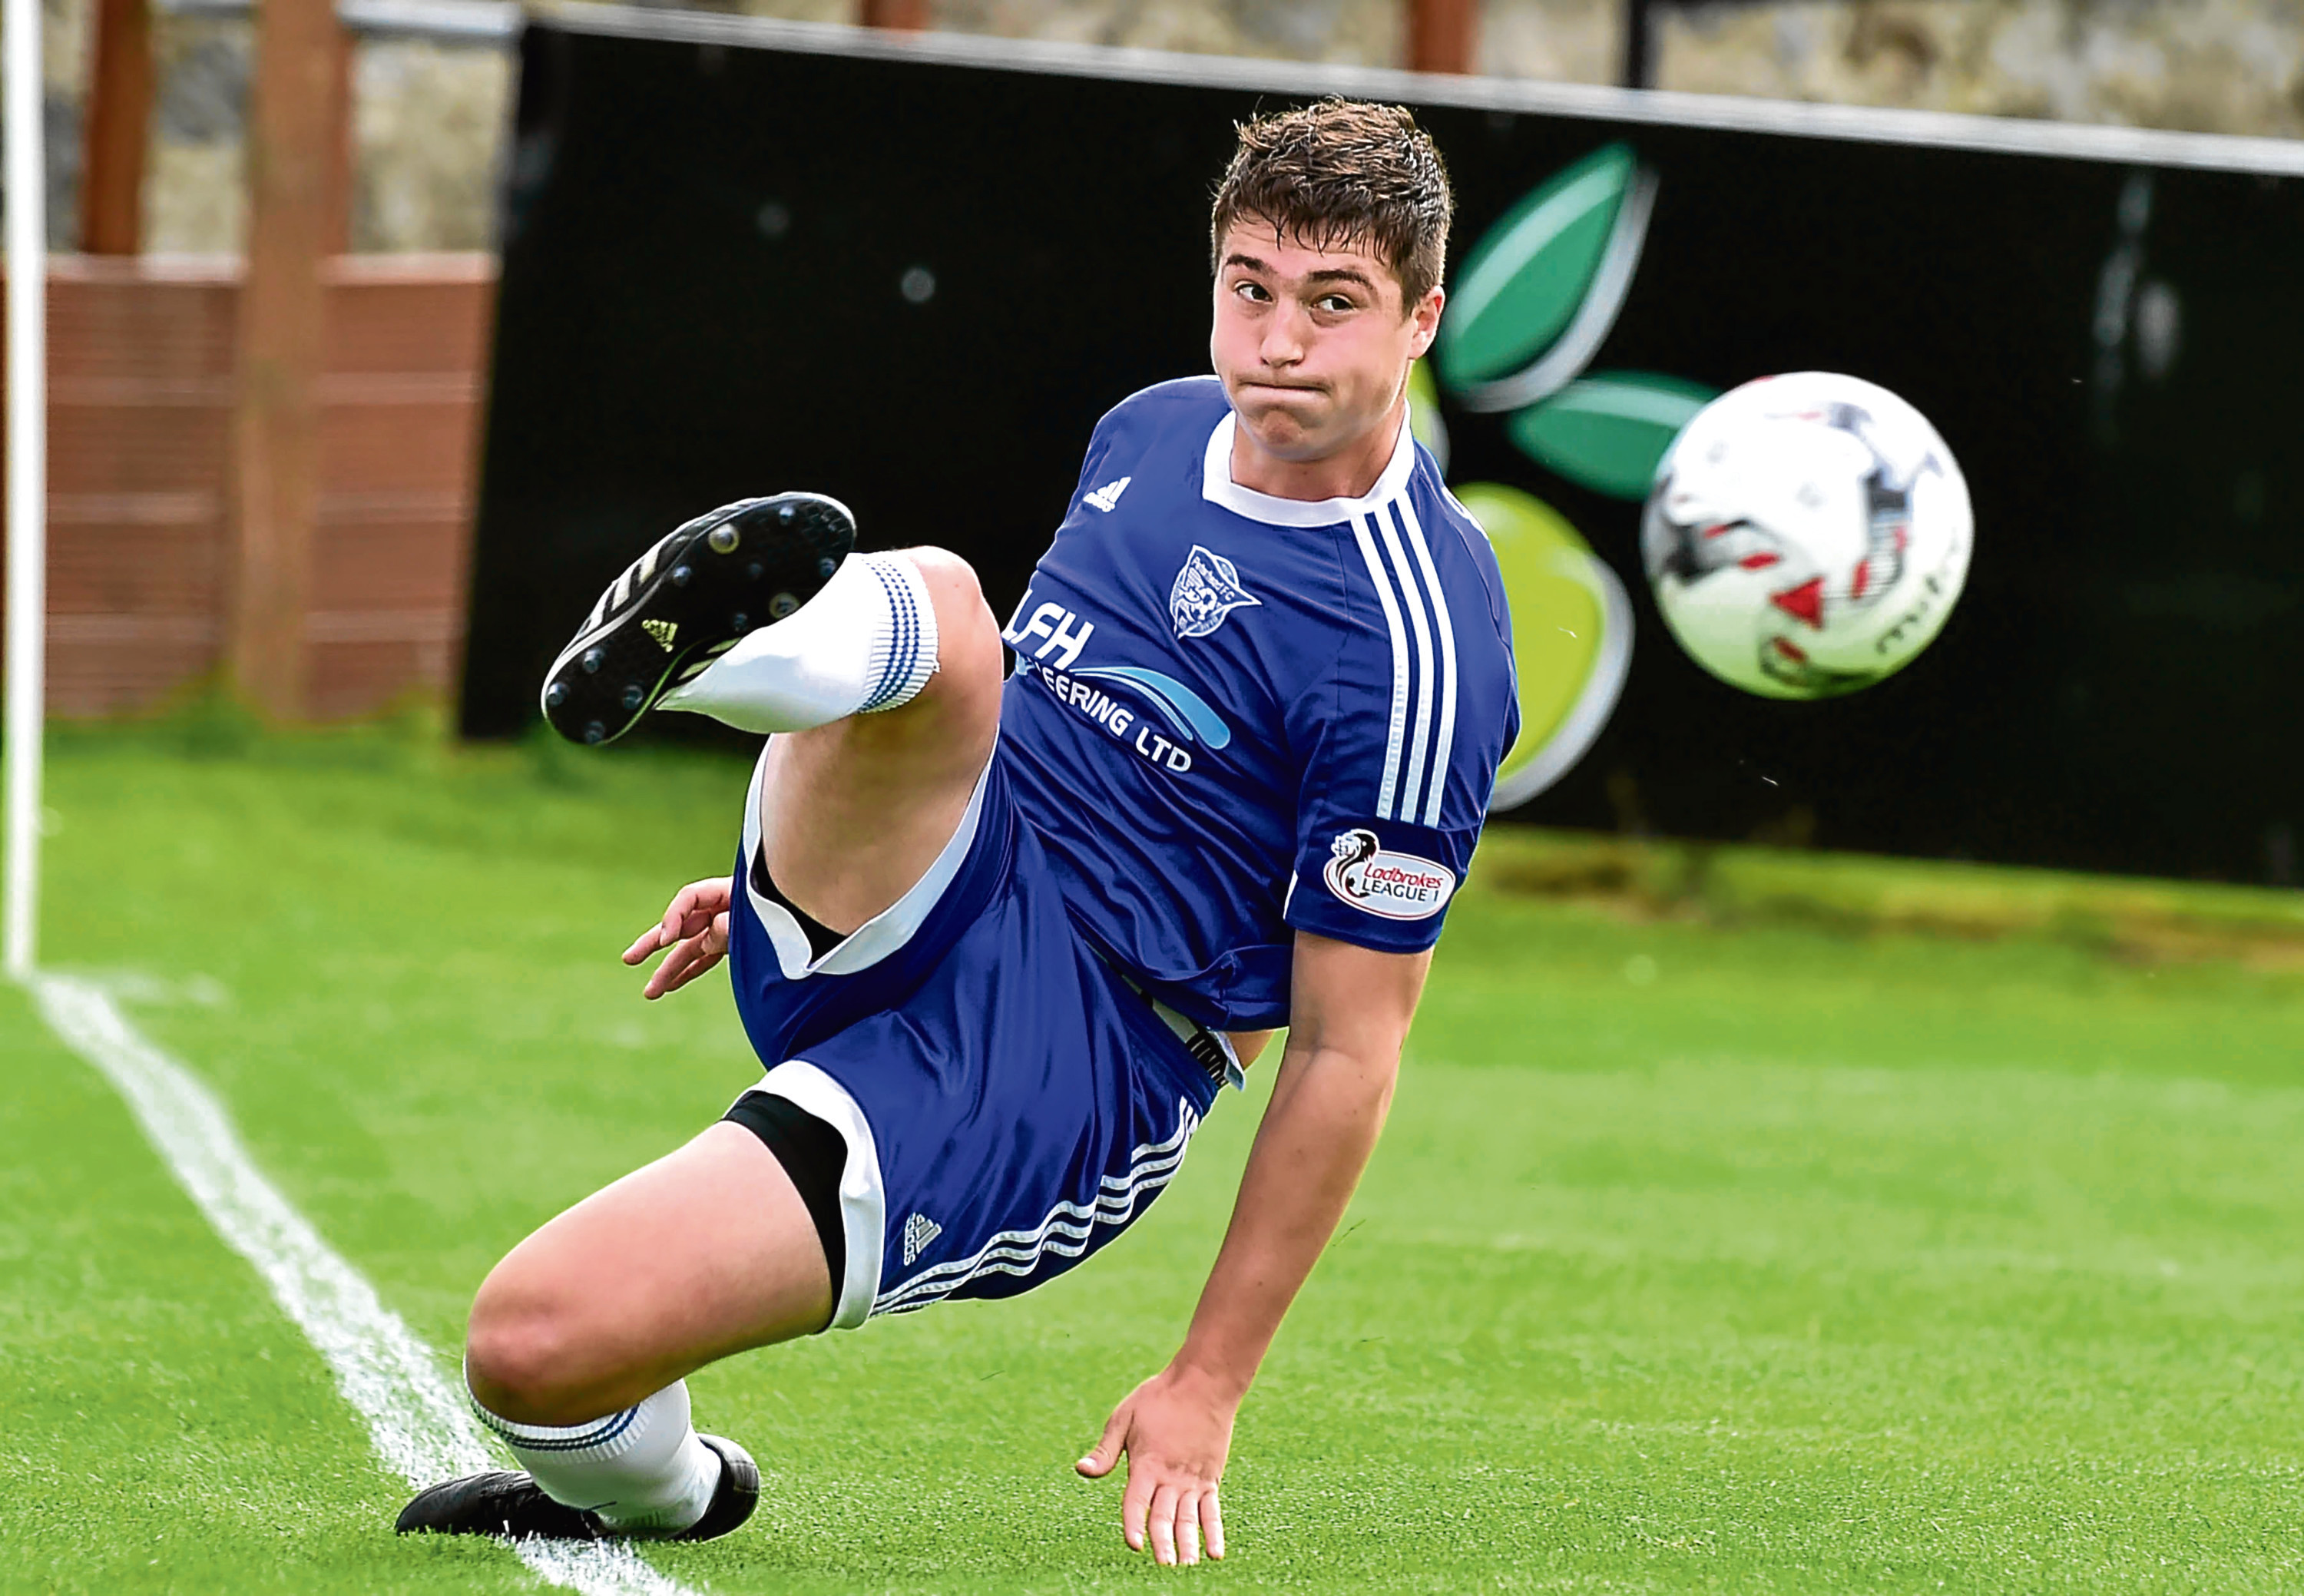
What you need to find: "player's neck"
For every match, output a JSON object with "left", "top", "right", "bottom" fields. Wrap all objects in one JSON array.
[{"left": 1229, "top": 399, "right": 1406, "bottom": 504}]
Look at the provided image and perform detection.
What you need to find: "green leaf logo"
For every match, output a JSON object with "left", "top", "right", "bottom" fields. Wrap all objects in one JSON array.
[
  {"left": 1422, "top": 148, "right": 1730, "bottom": 805},
  {"left": 1435, "top": 144, "right": 1657, "bottom": 413},
  {"left": 1507, "top": 373, "right": 1717, "bottom": 501},
  {"left": 1453, "top": 483, "right": 1634, "bottom": 809}
]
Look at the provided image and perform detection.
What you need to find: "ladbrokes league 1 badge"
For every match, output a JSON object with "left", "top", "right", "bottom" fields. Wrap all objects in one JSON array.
[{"left": 1324, "top": 828, "right": 1456, "bottom": 920}]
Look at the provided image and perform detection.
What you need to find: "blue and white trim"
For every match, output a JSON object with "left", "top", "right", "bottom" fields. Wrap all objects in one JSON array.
[
  {"left": 869, "top": 1100, "right": 1201, "bottom": 1316},
  {"left": 473, "top": 1396, "right": 646, "bottom": 1455},
  {"left": 1398, "top": 498, "right": 1460, "bottom": 828},
  {"left": 857, "top": 553, "right": 940, "bottom": 714},
  {"left": 1200, "top": 404, "right": 1417, "bottom": 529},
  {"left": 1200, "top": 405, "right": 1464, "bottom": 827},
  {"left": 739, "top": 743, "right": 994, "bottom": 983},
  {"left": 1351, "top": 498, "right": 1461, "bottom": 828}
]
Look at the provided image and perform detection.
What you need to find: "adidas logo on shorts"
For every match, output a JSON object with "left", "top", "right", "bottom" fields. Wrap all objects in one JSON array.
[{"left": 901, "top": 1212, "right": 942, "bottom": 1266}]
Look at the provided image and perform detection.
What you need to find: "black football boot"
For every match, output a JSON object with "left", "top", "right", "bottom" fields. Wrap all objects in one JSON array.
[
  {"left": 396, "top": 1434, "right": 761, "bottom": 1542},
  {"left": 540, "top": 492, "right": 855, "bottom": 747}
]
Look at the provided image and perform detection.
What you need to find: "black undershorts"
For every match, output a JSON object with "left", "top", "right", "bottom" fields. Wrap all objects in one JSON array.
[
  {"left": 722, "top": 1090, "right": 846, "bottom": 1296},
  {"left": 720, "top": 853, "right": 849, "bottom": 1291}
]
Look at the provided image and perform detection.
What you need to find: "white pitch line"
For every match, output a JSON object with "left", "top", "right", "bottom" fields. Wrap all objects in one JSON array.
[{"left": 28, "top": 971, "right": 702, "bottom": 1596}]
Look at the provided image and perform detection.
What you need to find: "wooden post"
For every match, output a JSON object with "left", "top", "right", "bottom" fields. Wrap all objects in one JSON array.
[
  {"left": 328, "top": 22, "right": 354, "bottom": 251},
  {"left": 227, "top": 0, "right": 348, "bottom": 719},
  {"left": 859, "top": 0, "right": 928, "bottom": 32},
  {"left": 1408, "top": 0, "right": 1475, "bottom": 74},
  {"left": 80, "top": 0, "right": 153, "bottom": 254}
]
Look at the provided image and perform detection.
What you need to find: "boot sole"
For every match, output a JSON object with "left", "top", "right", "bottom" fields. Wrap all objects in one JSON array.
[{"left": 541, "top": 493, "right": 856, "bottom": 746}]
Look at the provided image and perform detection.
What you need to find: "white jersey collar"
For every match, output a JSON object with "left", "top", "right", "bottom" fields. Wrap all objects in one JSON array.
[{"left": 1201, "top": 407, "right": 1415, "bottom": 528}]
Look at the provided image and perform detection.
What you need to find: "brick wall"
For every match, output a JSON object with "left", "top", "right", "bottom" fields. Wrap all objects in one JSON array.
[{"left": 2, "top": 253, "right": 493, "bottom": 719}]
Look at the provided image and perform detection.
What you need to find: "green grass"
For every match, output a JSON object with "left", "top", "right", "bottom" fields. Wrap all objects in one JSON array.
[{"left": 5, "top": 721, "right": 2304, "bottom": 1593}]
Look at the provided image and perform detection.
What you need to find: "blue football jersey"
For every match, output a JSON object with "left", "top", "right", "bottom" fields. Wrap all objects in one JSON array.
[{"left": 994, "top": 376, "right": 1520, "bottom": 1034}]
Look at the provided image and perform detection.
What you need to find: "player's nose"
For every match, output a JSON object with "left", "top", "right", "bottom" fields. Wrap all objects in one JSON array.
[{"left": 1258, "top": 318, "right": 1306, "bottom": 366}]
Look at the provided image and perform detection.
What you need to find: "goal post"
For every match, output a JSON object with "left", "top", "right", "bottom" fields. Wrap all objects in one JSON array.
[{"left": 5, "top": 0, "right": 48, "bottom": 978}]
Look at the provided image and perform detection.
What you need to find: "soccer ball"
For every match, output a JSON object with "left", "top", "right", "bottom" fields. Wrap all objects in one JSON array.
[{"left": 1640, "top": 373, "right": 1972, "bottom": 699}]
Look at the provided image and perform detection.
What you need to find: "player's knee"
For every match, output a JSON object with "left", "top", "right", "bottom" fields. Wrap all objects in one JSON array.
[
  {"left": 464, "top": 1278, "right": 591, "bottom": 1424},
  {"left": 899, "top": 547, "right": 1002, "bottom": 679}
]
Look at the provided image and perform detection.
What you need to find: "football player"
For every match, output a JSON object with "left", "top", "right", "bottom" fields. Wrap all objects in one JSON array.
[{"left": 399, "top": 98, "right": 1517, "bottom": 1566}]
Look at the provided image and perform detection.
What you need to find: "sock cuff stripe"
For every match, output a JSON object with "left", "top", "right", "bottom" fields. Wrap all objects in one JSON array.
[
  {"left": 859, "top": 555, "right": 939, "bottom": 714},
  {"left": 863, "top": 560, "right": 912, "bottom": 707},
  {"left": 474, "top": 1398, "right": 644, "bottom": 1455}
]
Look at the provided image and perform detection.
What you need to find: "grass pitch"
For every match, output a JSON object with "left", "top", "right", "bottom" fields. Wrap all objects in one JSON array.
[{"left": 6, "top": 720, "right": 2303, "bottom": 1594}]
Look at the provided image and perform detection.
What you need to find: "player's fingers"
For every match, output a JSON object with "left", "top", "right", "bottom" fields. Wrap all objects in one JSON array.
[
  {"left": 1176, "top": 1491, "right": 1202, "bottom": 1566},
  {"left": 1121, "top": 1466, "right": 1154, "bottom": 1552},
  {"left": 662, "top": 886, "right": 718, "bottom": 942},
  {"left": 662, "top": 949, "right": 724, "bottom": 996},
  {"left": 634, "top": 882, "right": 729, "bottom": 963},
  {"left": 622, "top": 922, "right": 668, "bottom": 965},
  {"left": 644, "top": 935, "right": 712, "bottom": 998},
  {"left": 1076, "top": 1406, "right": 1128, "bottom": 1478},
  {"left": 629, "top": 909, "right": 687, "bottom": 968},
  {"left": 674, "top": 877, "right": 732, "bottom": 919},
  {"left": 1200, "top": 1485, "right": 1226, "bottom": 1561},
  {"left": 1147, "top": 1484, "right": 1180, "bottom": 1566},
  {"left": 666, "top": 939, "right": 725, "bottom": 990}
]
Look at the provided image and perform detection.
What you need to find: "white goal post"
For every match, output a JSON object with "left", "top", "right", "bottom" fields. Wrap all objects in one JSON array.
[{"left": 5, "top": 0, "right": 47, "bottom": 977}]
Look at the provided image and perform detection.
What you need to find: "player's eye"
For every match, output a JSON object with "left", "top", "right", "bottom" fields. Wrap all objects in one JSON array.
[
  {"left": 1233, "top": 280, "right": 1273, "bottom": 303},
  {"left": 1315, "top": 293, "right": 1357, "bottom": 314}
]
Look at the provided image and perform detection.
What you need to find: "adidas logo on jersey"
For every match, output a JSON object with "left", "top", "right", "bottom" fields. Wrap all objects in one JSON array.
[
  {"left": 902, "top": 1212, "right": 942, "bottom": 1266},
  {"left": 1084, "top": 477, "right": 1131, "bottom": 513},
  {"left": 641, "top": 618, "right": 679, "bottom": 652}
]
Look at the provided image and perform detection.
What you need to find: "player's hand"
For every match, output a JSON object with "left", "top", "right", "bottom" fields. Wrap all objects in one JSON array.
[
  {"left": 622, "top": 877, "right": 734, "bottom": 999},
  {"left": 1075, "top": 1364, "right": 1236, "bottom": 1565}
]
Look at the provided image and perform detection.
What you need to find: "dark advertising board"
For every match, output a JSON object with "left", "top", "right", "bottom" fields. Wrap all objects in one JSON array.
[{"left": 463, "top": 14, "right": 2304, "bottom": 885}]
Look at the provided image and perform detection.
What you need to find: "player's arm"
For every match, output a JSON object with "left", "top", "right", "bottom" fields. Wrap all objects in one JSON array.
[
  {"left": 1075, "top": 929, "right": 1430, "bottom": 1565},
  {"left": 622, "top": 876, "right": 734, "bottom": 998}
]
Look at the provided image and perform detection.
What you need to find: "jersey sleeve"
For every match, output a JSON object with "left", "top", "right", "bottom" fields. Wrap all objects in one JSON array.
[{"left": 1284, "top": 549, "right": 1519, "bottom": 955}]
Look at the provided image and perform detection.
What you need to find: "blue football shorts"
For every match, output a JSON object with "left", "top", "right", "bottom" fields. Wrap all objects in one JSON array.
[{"left": 720, "top": 743, "right": 1240, "bottom": 1329}]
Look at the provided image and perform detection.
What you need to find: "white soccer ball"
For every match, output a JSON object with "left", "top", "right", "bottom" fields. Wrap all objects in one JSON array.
[{"left": 1640, "top": 373, "right": 1972, "bottom": 699}]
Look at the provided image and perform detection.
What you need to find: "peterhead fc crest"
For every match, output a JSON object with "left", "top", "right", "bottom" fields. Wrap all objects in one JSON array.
[
  {"left": 1324, "top": 828, "right": 1457, "bottom": 921},
  {"left": 1169, "top": 545, "right": 1261, "bottom": 639}
]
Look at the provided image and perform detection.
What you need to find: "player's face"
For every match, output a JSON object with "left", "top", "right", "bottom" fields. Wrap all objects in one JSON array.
[{"left": 1210, "top": 220, "right": 1443, "bottom": 469}]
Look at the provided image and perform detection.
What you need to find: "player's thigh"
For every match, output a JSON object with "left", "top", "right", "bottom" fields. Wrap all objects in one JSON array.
[
  {"left": 465, "top": 1121, "right": 829, "bottom": 1425},
  {"left": 761, "top": 546, "right": 1005, "bottom": 932}
]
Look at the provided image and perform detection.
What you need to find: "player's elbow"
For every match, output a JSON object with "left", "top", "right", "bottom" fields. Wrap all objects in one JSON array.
[{"left": 1284, "top": 1037, "right": 1402, "bottom": 1121}]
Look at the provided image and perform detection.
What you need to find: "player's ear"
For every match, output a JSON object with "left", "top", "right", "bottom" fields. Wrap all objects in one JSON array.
[{"left": 1407, "top": 285, "right": 1444, "bottom": 359}]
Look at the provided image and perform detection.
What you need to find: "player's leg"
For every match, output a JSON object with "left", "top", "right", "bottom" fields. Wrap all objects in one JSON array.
[
  {"left": 401, "top": 767, "right": 1224, "bottom": 1545},
  {"left": 541, "top": 492, "right": 1005, "bottom": 934},
  {"left": 406, "top": 507, "right": 1003, "bottom": 1541},
  {"left": 465, "top": 1122, "right": 830, "bottom": 1422},
  {"left": 398, "top": 1121, "right": 829, "bottom": 1541},
  {"left": 743, "top": 547, "right": 1004, "bottom": 935}
]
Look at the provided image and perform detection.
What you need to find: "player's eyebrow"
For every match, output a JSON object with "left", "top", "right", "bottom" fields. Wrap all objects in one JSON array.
[{"left": 1222, "top": 254, "right": 1378, "bottom": 294}]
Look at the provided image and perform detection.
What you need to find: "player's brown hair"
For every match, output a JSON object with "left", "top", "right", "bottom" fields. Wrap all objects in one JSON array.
[{"left": 1210, "top": 98, "right": 1454, "bottom": 308}]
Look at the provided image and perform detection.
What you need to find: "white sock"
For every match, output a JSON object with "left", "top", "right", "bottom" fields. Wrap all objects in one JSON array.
[
  {"left": 657, "top": 551, "right": 940, "bottom": 733},
  {"left": 474, "top": 1381, "right": 722, "bottom": 1535}
]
